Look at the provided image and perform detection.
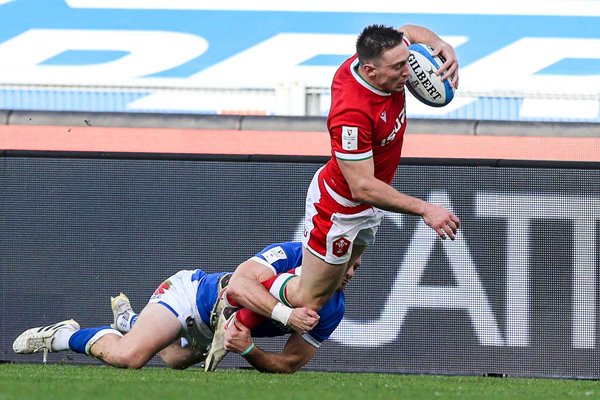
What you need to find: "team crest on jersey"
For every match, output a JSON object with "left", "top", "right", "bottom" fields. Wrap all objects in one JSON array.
[{"left": 332, "top": 237, "right": 351, "bottom": 257}]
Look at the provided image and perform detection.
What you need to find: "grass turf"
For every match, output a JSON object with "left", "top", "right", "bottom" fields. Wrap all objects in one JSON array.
[{"left": 0, "top": 364, "right": 599, "bottom": 400}]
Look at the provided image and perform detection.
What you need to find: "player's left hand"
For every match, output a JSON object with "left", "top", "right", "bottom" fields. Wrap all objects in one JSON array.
[
  {"left": 421, "top": 203, "right": 461, "bottom": 240},
  {"left": 224, "top": 319, "right": 253, "bottom": 354},
  {"left": 432, "top": 41, "right": 459, "bottom": 89}
]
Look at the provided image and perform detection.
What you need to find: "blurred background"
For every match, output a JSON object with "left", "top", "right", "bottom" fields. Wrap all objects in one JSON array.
[{"left": 0, "top": 0, "right": 598, "bottom": 122}]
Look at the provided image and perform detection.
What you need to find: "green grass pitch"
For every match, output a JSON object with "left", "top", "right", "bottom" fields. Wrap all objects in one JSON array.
[{"left": 1, "top": 364, "right": 598, "bottom": 400}]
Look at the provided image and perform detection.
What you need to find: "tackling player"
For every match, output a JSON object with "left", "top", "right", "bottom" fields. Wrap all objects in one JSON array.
[
  {"left": 13, "top": 242, "right": 358, "bottom": 374},
  {"left": 206, "top": 24, "right": 461, "bottom": 370}
]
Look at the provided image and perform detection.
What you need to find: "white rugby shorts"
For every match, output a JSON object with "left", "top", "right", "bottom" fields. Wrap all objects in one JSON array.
[
  {"left": 303, "top": 167, "right": 384, "bottom": 264},
  {"left": 149, "top": 269, "right": 214, "bottom": 349}
]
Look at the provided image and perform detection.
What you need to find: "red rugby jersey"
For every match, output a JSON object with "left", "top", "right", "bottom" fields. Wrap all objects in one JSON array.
[{"left": 322, "top": 54, "right": 407, "bottom": 206}]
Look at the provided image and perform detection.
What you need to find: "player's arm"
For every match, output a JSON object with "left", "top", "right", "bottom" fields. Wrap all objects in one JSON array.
[
  {"left": 158, "top": 341, "right": 206, "bottom": 370},
  {"left": 227, "top": 259, "right": 319, "bottom": 334},
  {"left": 338, "top": 157, "right": 460, "bottom": 240},
  {"left": 399, "top": 24, "right": 459, "bottom": 88},
  {"left": 224, "top": 319, "right": 317, "bottom": 374},
  {"left": 227, "top": 259, "right": 278, "bottom": 317}
]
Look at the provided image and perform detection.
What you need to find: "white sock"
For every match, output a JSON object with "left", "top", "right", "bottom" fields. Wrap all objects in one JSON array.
[
  {"left": 51, "top": 329, "right": 76, "bottom": 351},
  {"left": 268, "top": 273, "right": 296, "bottom": 307}
]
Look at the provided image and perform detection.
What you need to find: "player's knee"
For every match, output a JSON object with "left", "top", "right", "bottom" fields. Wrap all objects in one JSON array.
[{"left": 116, "top": 348, "right": 149, "bottom": 369}]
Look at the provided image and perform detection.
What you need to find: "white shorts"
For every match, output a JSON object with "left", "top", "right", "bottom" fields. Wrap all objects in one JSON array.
[
  {"left": 303, "top": 167, "right": 384, "bottom": 264},
  {"left": 149, "top": 269, "right": 214, "bottom": 349}
]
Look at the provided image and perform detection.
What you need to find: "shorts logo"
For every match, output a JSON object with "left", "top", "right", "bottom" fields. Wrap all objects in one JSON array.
[
  {"left": 332, "top": 237, "right": 351, "bottom": 257},
  {"left": 154, "top": 279, "right": 172, "bottom": 295}
]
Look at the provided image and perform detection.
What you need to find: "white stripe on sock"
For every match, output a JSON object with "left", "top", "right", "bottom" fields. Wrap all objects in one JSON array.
[{"left": 85, "top": 328, "right": 123, "bottom": 355}]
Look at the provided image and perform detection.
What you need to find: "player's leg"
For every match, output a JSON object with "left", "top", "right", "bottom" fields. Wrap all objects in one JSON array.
[
  {"left": 282, "top": 242, "right": 366, "bottom": 310},
  {"left": 218, "top": 206, "right": 376, "bottom": 331},
  {"left": 284, "top": 167, "right": 376, "bottom": 309},
  {"left": 109, "top": 289, "right": 208, "bottom": 370},
  {"left": 11, "top": 304, "right": 180, "bottom": 369},
  {"left": 88, "top": 269, "right": 202, "bottom": 368},
  {"left": 87, "top": 303, "right": 181, "bottom": 368},
  {"left": 16, "top": 269, "right": 211, "bottom": 368},
  {"left": 284, "top": 249, "right": 347, "bottom": 310},
  {"left": 206, "top": 171, "right": 381, "bottom": 371},
  {"left": 112, "top": 269, "right": 213, "bottom": 369}
]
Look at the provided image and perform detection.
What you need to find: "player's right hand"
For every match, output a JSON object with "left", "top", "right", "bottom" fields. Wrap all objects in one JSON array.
[
  {"left": 287, "top": 307, "right": 320, "bottom": 335},
  {"left": 224, "top": 319, "right": 253, "bottom": 354}
]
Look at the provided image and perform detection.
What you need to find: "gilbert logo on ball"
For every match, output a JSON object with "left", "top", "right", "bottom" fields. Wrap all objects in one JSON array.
[{"left": 406, "top": 43, "right": 454, "bottom": 107}]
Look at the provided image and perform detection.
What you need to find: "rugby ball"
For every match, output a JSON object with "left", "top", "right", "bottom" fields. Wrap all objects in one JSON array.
[{"left": 406, "top": 43, "right": 454, "bottom": 107}]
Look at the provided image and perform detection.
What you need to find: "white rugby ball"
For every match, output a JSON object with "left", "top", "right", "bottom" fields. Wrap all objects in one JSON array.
[{"left": 406, "top": 43, "right": 454, "bottom": 107}]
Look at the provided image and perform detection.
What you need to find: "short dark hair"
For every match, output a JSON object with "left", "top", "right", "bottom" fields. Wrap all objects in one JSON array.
[{"left": 356, "top": 24, "right": 405, "bottom": 65}]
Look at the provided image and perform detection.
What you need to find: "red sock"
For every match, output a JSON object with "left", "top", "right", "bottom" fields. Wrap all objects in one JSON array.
[{"left": 235, "top": 273, "right": 282, "bottom": 329}]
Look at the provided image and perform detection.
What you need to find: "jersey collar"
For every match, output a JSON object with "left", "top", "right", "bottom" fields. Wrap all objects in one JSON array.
[{"left": 350, "top": 57, "right": 391, "bottom": 97}]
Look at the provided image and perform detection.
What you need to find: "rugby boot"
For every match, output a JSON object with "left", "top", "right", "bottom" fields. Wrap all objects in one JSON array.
[
  {"left": 205, "top": 306, "right": 238, "bottom": 372},
  {"left": 13, "top": 319, "right": 80, "bottom": 364},
  {"left": 110, "top": 292, "right": 135, "bottom": 333}
]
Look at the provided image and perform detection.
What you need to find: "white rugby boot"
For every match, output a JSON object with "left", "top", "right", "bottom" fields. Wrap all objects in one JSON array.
[
  {"left": 12, "top": 319, "right": 80, "bottom": 364},
  {"left": 110, "top": 292, "right": 135, "bottom": 333},
  {"left": 209, "top": 273, "right": 233, "bottom": 331},
  {"left": 205, "top": 273, "right": 238, "bottom": 372},
  {"left": 204, "top": 305, "right": 237, "bottom": 372}
]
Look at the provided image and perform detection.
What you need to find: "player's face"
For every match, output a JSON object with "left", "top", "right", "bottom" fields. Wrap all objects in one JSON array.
[
  {"left": 371, "top": 44, "right": 410, "bottom": 92},
  {"left": 338, "top": 257, "right": 360, "bottom": 291}
]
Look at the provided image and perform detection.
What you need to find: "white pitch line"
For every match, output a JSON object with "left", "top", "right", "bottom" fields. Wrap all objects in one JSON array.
[{"left": 65, "top": 0, "right": 600, "bottom": 17}]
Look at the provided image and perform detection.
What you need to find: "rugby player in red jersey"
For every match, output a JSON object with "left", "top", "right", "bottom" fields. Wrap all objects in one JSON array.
[{"left": 206, "top": 24, "right": 461, "bottom": 371}]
